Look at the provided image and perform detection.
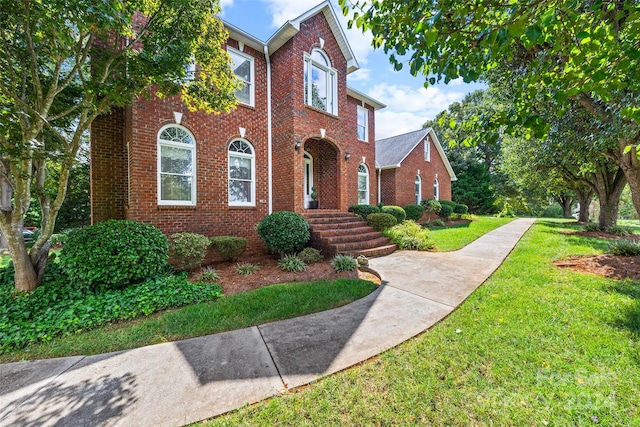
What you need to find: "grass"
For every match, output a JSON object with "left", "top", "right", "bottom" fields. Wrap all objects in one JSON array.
[
  {"left": 0, "top": 278, "right": 376, "bottom": 363},
  {"left": 428, "top": 216, "right": 516, "bottom": 251},
  {"left": 199, "top": 220, "right": 640, "bottom": 426}
]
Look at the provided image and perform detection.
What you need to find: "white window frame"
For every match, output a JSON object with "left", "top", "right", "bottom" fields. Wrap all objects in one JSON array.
[
  {"left": 434, "top": 178, "right": 440, "bottom": 201},
  {"left": 357, "top": 105, "right": 368, "bottom": 141},
  {"left": 358, "top": 163, "right": 369, "bottom": 205},
  {"left": 228, "top": 139, "right": 256, "bottom": 207},
  {"left": 228, "top": 47, "right": 254, "bottom": 107},
  {"left": 424, "top": 138, "right": 431, "bottom": 162},
  {"left": 304, "top": 49, "right": 338, "bottom": 115},
  {"left": 157, "top": 125, "right": 197, "bottom": 206},
  {"left": 415, "top": 174, "right": 422, "bottom": 205}
]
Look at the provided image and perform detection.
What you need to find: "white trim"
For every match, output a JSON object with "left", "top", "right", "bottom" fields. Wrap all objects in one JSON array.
[
  {"left": 228, "top": 47, "right": 255, "bottom": 107},
  {"left": 434, "top": 177, "right": 440, "bottom": 201},
  {"left": 228, "top": 139, "right": 256, "bottom": 207},
  {"left": 304, "top": 49, "right": 338, "bottom": 115},
  {"left": 357, "top": 105, "right": 368, "bottom": 142},
  {"left": 265, "top": 45, "right": 273, "bottom": 214},
  {"left": 304, "top": 152, "right": 314, "bottom": 208},
  {"left": 157, "top": 124, "right": 197, "bottom": 206},
  {"left": 415, "top": 174, "right": 422, "bottom": 205},
  {"left": 424, "top": 138, "right": 431, "bottom": 162},
  {"left": 358, "top": 163, "right": 369, "bottom": 205}
]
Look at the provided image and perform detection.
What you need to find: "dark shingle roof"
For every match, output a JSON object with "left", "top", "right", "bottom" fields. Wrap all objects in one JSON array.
[{"left": 375, "top": 128, "right": 430, "bottom": 168}]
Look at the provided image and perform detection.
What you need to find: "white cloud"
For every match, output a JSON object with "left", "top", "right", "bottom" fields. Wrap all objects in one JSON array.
[
  {"left": 218, "top": 0, "right": 234, "bottom": 15},
  {"left": 369, "top": 83, "right": 467, "bottom": 139},
  {"left": 262, "top": 0, "right": 374, "bottom": 65},
  {"left": 347, "top": 68, "right": 371, "bottom": 83}
]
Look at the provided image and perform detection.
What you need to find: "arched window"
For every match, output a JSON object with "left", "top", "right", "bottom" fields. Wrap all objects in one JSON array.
[
  {"left": 158, "top": 125, "right": 196, "bottom": 205},
  {"left": 358, "top": 164, "right": 369, "bottom": 205},
  {"left": 304, "top": 49, "right": 337, "bottom": 115},
  {"left": 415, "top": 175, "right": 422, "bottom": 204},
  {"left": 228, "top": 139, "right": 255, "bottom": 206},
  {"left": 434, "top": 178, "right": 440, "bottom": 201}
]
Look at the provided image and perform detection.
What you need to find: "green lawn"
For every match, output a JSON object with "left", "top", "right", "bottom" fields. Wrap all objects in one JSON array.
[
  {"left": 200, "top": 220, "right": 640, "bottom": 426},
  {"left": 429, "top": 216, "right": 516, "bottom": 251},
  {"left": 0, "top": 279, "right": 376, "bottom": 363}
]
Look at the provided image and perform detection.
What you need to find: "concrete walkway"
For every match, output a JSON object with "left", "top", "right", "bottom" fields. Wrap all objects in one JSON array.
[{"left": 0, "top": 218, "right": 535, "bottom": 427}]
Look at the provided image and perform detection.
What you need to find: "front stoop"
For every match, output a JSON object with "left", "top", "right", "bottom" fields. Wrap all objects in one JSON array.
[{"left": 302, "top": 210, "right": 397, "bottom": 258}]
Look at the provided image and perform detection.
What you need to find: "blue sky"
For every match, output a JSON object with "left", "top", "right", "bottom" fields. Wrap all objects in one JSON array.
[{"left": 220, "top": 0, "right": 485, "bottom": 139}]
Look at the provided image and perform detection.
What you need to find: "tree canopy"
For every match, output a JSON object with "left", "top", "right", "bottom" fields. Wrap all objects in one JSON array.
[{"left": 0, "top": 0, "right": 239, "bottom": 291}]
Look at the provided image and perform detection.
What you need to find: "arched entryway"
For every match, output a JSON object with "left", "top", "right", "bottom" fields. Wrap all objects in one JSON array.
[{"left": 302, "top": 138, "right": 339, "bottom": 210}]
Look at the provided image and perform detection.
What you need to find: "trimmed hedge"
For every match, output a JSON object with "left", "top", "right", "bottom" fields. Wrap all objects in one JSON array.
[
  {"left": 382, "top": 206, "right": 407, "bottom": 223},
  {"left": 348, "top": 204, "right": 381, "bottom": 220},
  {"left": 298, "top": 247, "right": 323, "bottom": 264},
  {"left": 170, "top": 233, "right": 210, "bottom": 270},
  {"left": 438, "top": 204, "right": 454, "bottom": 220},
  {"left": 209, "top": 236, "right": 247, "bottom": 262},
  {"left": 257, "top": 211, "right": 310, "bottom": 255},
  {"left": 367, "top": 213, "right": 397, "bottom": 231},
  {"left": 403, "top": 204, "right": 425, "bottom": 221},
  {"left": 453, "top": 203, "right": 469, "bottom": 215},
  {"left": 421, "top": 198, "right": 441, "bottom": 214},
  {"left": 384, "top": 220, "right": 435, "bottom": 250},
  {"left": 59, "top": 220, "right": 169, "bottom": 291}
]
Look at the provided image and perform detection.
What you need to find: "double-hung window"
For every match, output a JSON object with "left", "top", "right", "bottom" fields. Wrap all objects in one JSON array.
[
  {"left": 357, "top": 106, "right": 368, "bottom": 141},
  {"left": 228, "top": 139, "right": 255, "bottom": 206},
  {"left": 228, "top": 48, "right": 254, "bottom": 106},
  {"left": 158, "top": 125, "right": 196, "bottom": 205},
  {"left": 424, "top": 138, "right": 431, "bottom": 162},
  {"left": 304, "top": 49, "right": 337, "bottom": 115}
]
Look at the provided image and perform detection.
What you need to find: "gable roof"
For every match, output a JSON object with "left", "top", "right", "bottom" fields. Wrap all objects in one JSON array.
[
  {"left": 375, "top": 128, "right": 457, "bottom": 180},
  {"left": 347, "top": 87, "right": 386, "bottom": 110}
]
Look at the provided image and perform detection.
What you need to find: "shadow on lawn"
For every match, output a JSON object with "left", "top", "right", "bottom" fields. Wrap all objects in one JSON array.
[{"left": 608, "top": 279, "right": 640, "bottom": 348}]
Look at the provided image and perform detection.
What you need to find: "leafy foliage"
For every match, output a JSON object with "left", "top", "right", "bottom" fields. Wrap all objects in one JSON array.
[
  {"left": 330, "top": 254, "right": 358, "bottom": 272},
  {"left": 453, "top": 203, "right": 469, "bottom": 215},
  {"left": 197, "top": 266, "right": 220, "bottom": 282},
  {"left": 420, "top": 198, "right": 441, "bottom": 214},
  {"left": 403, "top": 204, "right": 425, "bottom": 221},
  {"left": 236, "top": 263, "right": 260, "bottom": 276},
  {"left": 584, "top": 222, "right": 601, "bottom": 232},
  {"left": 298, "top": 247, "right": 323, "bottom": 264},
  {"left": 438, "top": 205, "right": 454, "bottom": 220},
  {"left": 170, "top": 233, "right": 210, "bottom": 271},
  {"left": 541, "top": 204, "right": 564, "bottom": 218},
  {"left": 58, "top": 220, "right": 169, "bottom": 291},
  {"left": 348, "top": 204, "right": 381, "bottom": 220},
  {"left": 0, "top": 273, "right": 221, "bottom": 354},
  {"left": 278, "top": 255, "right": 307, "bottom": 272},
  {"left": 209, "top": 236, "right": 247, "bottom": 262},
  {"left": 384, "top": 220, "right": 435, "bottom": 251},
  {"left": 366, "top": 213, "right": 398, "bottom": 232},
  {"left": 257, "top": 211, "right": 310, "bottom": 255},
  {"left": 425, "top": 219, "right": 446, "bottom": 228},
  {"left": 608, "top": 240, "right": 640, "bottom": 256},
  {"left": 605, "top": 225, "right": 634, "bottom": 236},
  {"left": 381, "top": 206, "right": 407, "bottom": 223}
]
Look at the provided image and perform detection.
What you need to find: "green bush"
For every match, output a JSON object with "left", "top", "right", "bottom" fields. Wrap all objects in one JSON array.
[
  {"left": 330, "top": 254, "right": 358, "bottom": 272},
  {"left": 454, "top": 203, "right": 469, "bottom": 215},
  {"left": 403, "top": 204, "right": 425, "bottom": 221},
  {"left": 298, "top": 247, "right": 323, "bottom": 264},
  {"left": 58, "top": 220, "right": 169, "bottom": 291},
  {"left": 606, "top": 225, "right": 634, "bottom": 236},
  {"left": 384, "top": 220, "right": 435, "bottom": 251},
  {"left": 0, "top": 272, "right": 221, "bottom": 354},
  {"left": 367, "top": 212, "right": 398, "bottom": 231},
  {"left": 584, "top": 222, "right": 601, "bottom": 232},
  {"left": 541, "top": 204, "right": 564, "bottom": 218},
  {"left": 426, "top": 219, "right": 446, "bottom": 228},
  {"left": 278, "top": 254, "right": 307, "bottom": 272},
  {"left": 348, "top": 204, "right": 381, "bottom": 220},
  {"left": 170, "top": 233, "right": 210, "bottom": 271},
  {"left": 236, "top": 263, "right": 260, "bottom": 275},
  {"left": 209, "top": 236, "right": 247, "bottom": 262},
  {"left": 421, "top": 198, "right": 441, "bottom": 214},
  {"left": 382, "top": 205, "right": 407, "bottom": 223},
  {"left": 438, "top": 204, "right": 454, "bottom": 220},
  {"left": 257, "top": 211, "right": 310, "bottom": 255},
  {"left": 439, "top": 200, "right": 457, "bottom": 210},
  {"left": 197, "top": 266, "right": 220, "bottom": 282},
  {"left": 608, "top": 240, "right": 640, "bottom": 256}
]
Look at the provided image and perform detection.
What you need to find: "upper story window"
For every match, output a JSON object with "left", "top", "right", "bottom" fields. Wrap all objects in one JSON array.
[
  {"left": 304, "top": 49, "right": 337, "bottom": 115},
  {"left": 357, "top": 106, "right": 368, "bottom": 141},
  {"left": 228, "top": 139, "right": 255, "bottom": 206},
  {"left": 228, "top": 47, "right": 254, "bottom": 106},
  {"left": 424, "top": 138, "right": 431, "bottom": 162},
  {"left": 158, "top": 125, "right": 196, "bottom": 205}
]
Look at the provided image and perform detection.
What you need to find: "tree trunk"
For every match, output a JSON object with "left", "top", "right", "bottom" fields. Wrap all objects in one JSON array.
[
  {"left": 558, "top": 195, "right": 574, "bottom": 218},
  {"left": 575, "top": 188, "right": 593, "bottom": 223},
  {"left": 590, "top": 164, "right": 627, "bottom": 229},
  {"left": 618, "top": 140, "right": 640, "bottom": 220},
  {"left": 5, "top": 229, "right": 39, "bottom": 292}
]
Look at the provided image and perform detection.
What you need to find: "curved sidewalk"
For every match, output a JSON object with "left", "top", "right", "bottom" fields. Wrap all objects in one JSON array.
[{"left": 0, "top": 218, "right": 535, "bottom": 427}]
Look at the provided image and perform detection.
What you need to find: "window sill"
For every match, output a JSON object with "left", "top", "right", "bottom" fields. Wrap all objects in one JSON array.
[
  {"left": 304, "top": 105, "right": 339, "bottom": 120},
  {"left": 237, "top": 102, "right": 256, "bottom": 110},
  {"left": 229, "top": 205, "right": 257, "bottom": 210},
  {"left": 358, "top": 138, "right": 369, "bottom": 143},
  {"left": 157, "top": 204, "right": 197, "bottom": 210}
]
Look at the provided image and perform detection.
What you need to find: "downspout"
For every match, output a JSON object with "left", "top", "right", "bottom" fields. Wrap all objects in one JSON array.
[
  {"left": 377, "top": 167, "right": 381, "bottom": 205},
  {"left": 264, "top": 45, "right": 273, "bottom": 214}
]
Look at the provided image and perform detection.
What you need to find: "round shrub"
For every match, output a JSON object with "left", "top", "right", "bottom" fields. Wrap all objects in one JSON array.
[
  {"left": 367, "top": 213, "right": 398, "bottom": 231},
  {"left": 439, "top": 200, "right": 457, "bottom": 211},
  {"left": 257, "top": 211, "right": 310, "bottom": 255},
  {"left": 403, "top": 204, "right": 425, "bottom": 221},
  {"left": 421, "top": 198, "right": 442, "bottom": 214},
  {"left": 170, "top": 233, "right": 210, "bottom": 270},
  {"left": 59, "top": 220, "right": 169, "bottom": 290},
  {"left": 348, "top": 204, "right": 381, "bottom": 220},
  {"left": 298, "top": 247, "right": 323, "bottom": 264},
  {"left": 382, "top": 206, "right": 406, "bottom": 223},
  {"left": 330, "top": 254, "right": 358, "bottom": 272},
  {"left": 209, "top": 236, "right": 247, "bottom": 262},
  {"left": 384, "top": 220, "right": 435, "bottom": 251},
  {"left": 426, "top": 219, "right": 446, "bottom": 228},
  {"left": 454, "top": 203, "right": 469, "bottom": 215},
  {"left": 438, "top": 204, "right": 453, "bottom": 220}
]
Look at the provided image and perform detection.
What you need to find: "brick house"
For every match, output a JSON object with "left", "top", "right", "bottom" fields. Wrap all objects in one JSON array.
[
  {"left": 90, "top": 1, "right": 386, "bottom": 254},
  {"left": 376, "top": 128, "right": 457, "bottom": 207}
]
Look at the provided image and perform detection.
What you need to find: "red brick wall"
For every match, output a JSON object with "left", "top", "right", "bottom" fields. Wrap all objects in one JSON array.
[
  {"left": 379, "top": 168, "right": 397, "bottom": 206},
  {"left": 90, "top": 108, "right": 128, "bottom": 223}
]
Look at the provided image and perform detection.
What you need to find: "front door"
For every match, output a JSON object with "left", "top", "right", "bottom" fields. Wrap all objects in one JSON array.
[{"left": 304, "top": 152, "right": 314, "bottom": 208}]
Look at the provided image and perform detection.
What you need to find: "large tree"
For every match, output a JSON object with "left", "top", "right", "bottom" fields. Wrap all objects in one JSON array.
[
  {"left": 0, "top": 0, "right": 239, "bottom": 292},
  {"left": 343, "top": 0, "right": 640, "bottom": 216}
]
